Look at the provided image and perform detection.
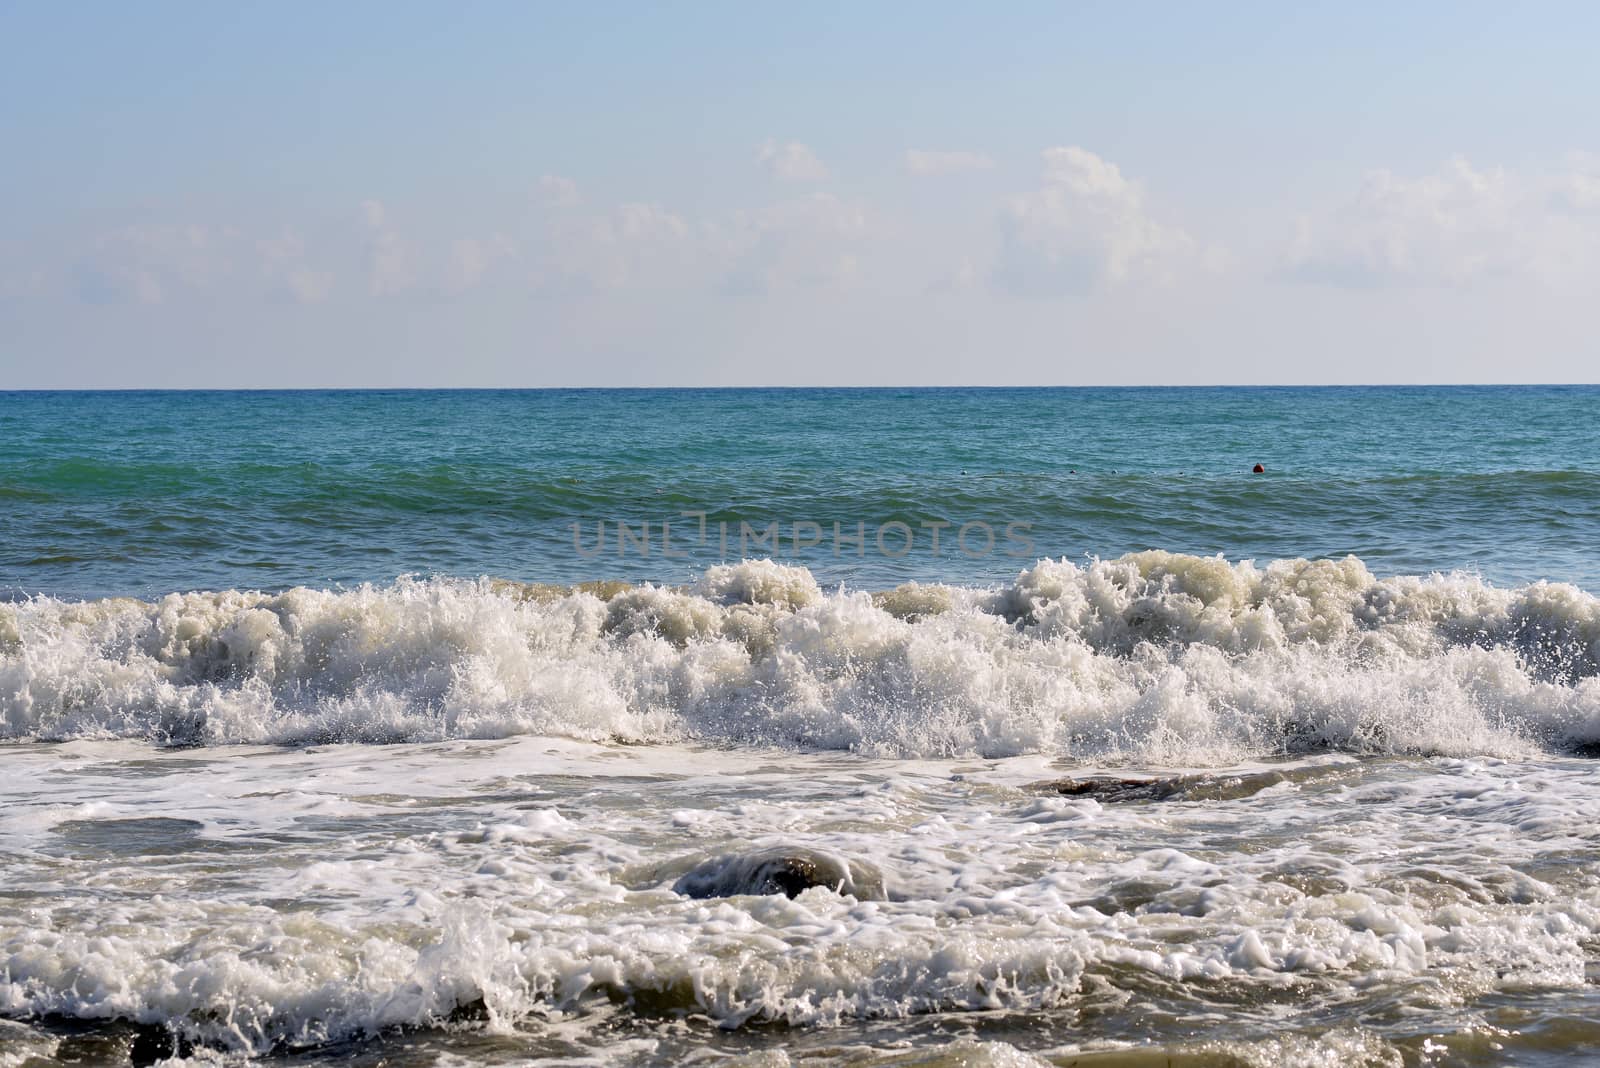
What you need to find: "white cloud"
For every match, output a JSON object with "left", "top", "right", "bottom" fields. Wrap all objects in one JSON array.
[
  {"left": 757, "top": 139, "right": 830, "bottom": 182},
  {"left": 904, "top": 149, "right": 994, "bottom": 176},
  {"left": 256, "top": 232, "right": 304, "bottom": 265},
  {"left": 1551, "top": 174, "right": 1600, "bottom": 213},
  {"left": 925, "top": 260, "right": 981, "bottom": 294},
  {"left": 535, "top": 202, "right": 695, "bottom": 290},
  {"left": 446, "top": 235, "right": 517, "bottom": 294},
  {"left": 993, "top": 146, "right": 1198, "bottom": 295},
  {"left": 72, "top": 224, "right": 238, "bottom": 304},
  {"left": 62, "top": 224, "right": 339, "bottom": 305},
  {"left": 359, "top": 199, "right": 416, "bottom": 296},
  {"left": 598, "top": 202, "right": 690, "bottom": 244},
  {"left": 539, "top": 174, "right": 581, "bottom": 209},
  {"left": 532, "top": 190, "right": 865, "bottom": 295},
  {"left": 1283, "top": 157, "right": 1600, "bottom": 288},
  {"left": 718, "top": 193, "right": 867, "bottom": 294},
  {"left": 284, "top": 268, "right": 335, "bottom": 303},
  {"left": 257, "top": 232, "right": 333, "bottom": 303}
]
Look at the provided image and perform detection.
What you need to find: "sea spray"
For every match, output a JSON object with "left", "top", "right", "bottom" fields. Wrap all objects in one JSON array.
[{"left": 4, "top": 555, "right": 1598, "bottom": 760}]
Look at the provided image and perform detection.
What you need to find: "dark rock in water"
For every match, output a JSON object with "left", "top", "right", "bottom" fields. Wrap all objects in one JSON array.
[
  {"left": 129, "top": 1023, "right": 195, "bottom": 1067},
  {"left": 445, "top": 996, "right": 490, "bottom": 1023},
  {"left": 673, "top": 846, "right": 885, "bottom": 901},
  {"left": 1037, "top": 764, "right": 1360, "bottom": 804},
  {"left": 1046, "top": 776, "right": 1193, "bottom": 803},
  {"left": 122, "top": 996, "right": 487, "bottom": 1065}
]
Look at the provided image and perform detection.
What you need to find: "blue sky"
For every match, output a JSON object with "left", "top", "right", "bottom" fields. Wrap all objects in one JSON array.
[{"left": 3, "top": 1, "right": 1599, "bottom": 386}]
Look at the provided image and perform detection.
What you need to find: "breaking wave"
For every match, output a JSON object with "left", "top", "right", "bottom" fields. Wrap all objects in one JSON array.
[{"left": 4, "top": 554, "right": 1600, "bottom": 761}]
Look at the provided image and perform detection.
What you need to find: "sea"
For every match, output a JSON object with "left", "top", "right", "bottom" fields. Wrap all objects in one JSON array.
[{"left": 2, "top": 386, "right": 1599, "bottom": 1067}]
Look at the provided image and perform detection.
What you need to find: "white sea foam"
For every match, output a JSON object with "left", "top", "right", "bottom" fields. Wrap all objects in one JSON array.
[
  {"left": 3, "top": 554, "right": 1600, "bottom": 760},
  {"left": 2, "top": 740, "right": 1598, "bottom": 1060}
]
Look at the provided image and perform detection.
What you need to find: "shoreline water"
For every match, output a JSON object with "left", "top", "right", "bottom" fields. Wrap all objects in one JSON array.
[{"left": 3, "top": 735, "right": 1598, "bottom": 1065}]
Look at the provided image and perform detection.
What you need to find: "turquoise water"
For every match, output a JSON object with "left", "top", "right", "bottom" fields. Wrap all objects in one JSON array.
[{"left": 4, "top": 386, "right": 1598, "bottom": 598}]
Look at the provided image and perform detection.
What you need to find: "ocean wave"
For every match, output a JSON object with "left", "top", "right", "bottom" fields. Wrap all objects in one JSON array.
[{"left": 3, "top": 554, "right": 1600, "bottom": 760}]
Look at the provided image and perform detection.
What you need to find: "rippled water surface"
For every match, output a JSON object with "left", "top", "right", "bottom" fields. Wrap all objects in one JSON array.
[{"left": 4, "top": 386, "right": 1599, "bottom": 597}]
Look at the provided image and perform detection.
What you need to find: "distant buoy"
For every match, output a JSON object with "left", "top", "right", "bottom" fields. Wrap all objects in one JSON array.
[{"left": 1252, "top": 463, "right": 1265, "bottom": 474}]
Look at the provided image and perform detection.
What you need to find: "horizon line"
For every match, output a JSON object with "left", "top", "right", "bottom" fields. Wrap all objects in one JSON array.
[{"left": 3, "top": 382, "right": 1598, "bottom": 393}]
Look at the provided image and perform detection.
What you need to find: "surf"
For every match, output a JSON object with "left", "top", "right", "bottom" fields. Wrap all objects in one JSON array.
[{"left": 3, "top": 554, "right": 1597, "bottom": 761}]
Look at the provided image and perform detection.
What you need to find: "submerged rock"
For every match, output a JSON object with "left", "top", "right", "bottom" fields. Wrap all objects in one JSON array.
[
  {"left": 672, "top": 845, "right": 885, "bottom": 900},
  {"left": 129, "top": 1023, "right": 196, "bottom": 1067},
  {"left": 1036, "top": 763, "right": 1361, "bottom": 804}
]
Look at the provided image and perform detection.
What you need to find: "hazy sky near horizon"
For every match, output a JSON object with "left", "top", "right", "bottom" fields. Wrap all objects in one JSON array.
[{"left": 3, "top": 1, "right": 1600, "bottom": 387}]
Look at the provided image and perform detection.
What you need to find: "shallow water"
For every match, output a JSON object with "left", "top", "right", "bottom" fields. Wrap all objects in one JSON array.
[{"left": 3, "top": 739, "right": 1599, "bottom": 1066}]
